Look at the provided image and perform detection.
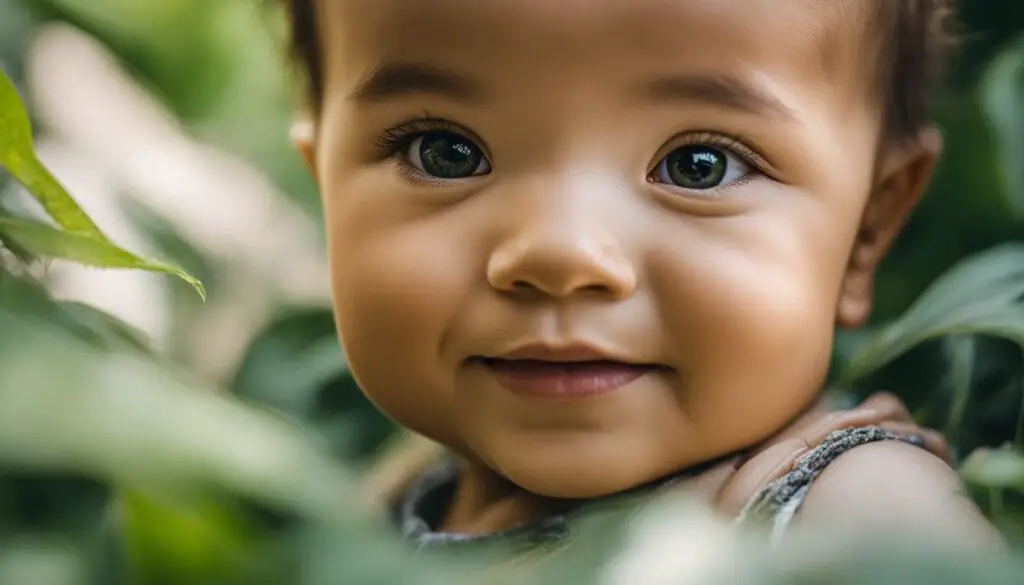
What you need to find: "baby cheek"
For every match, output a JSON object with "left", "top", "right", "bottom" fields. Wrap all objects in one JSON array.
[
  {"left": 656, "top": 242, "right": 837, "bottom": 448},
  {"left": 734, "top": 279, "right": 834, "bottom": 436},
  {"left": 327, "top": 224, "right": 476, "bottom": 445}
]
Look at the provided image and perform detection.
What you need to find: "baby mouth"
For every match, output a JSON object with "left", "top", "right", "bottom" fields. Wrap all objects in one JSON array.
[{"left": 470, "top": 357, "right": 662, "bottom": 399}]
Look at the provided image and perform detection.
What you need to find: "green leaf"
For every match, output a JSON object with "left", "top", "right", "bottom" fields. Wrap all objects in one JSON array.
[
  {"left": 767, "top": 544, "right": 1024, "bottom": 585},
  {"left": 840, "top": 244, "right": 1024, "bottom": 385},
  {"left": 118, "top": 492, "right": 254, "bottom": 584},
  {"left": 0, "top": 271, "right": 150, "bottom": 353},
  {"left": 230, "top": 308, "right": 345, "bottom": 417},
  {"left": 0, "top": 68, "right": 102, "bottom": 237},
  {"left": 55, "top": 300, "right": 153, "bottom": 352},
  {"left": 230, "top": 308, "right": 397, "bottom": 461},
  {"left": 961, "top": 448, "right": 1024, "bottom": 490},
  {"left": 980, "top": 38, "right": 1024, "bottom": 217},
  {"left": 0, "top": 304, "right": 351, "bottom": 524},
  {"left": 0, "top": 216, "right": 205, "bottom": 301},
  {"left": 0, "top": 290, "right": 458, "bottom": 585},
  {"left": 0, "top": 539, "right": 89, "bottom": 585},
  {"left": 0, "top": 68, "right": 204, "bottom": 301}
]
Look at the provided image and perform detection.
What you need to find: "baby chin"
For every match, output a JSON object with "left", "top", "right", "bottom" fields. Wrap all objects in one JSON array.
[{"left": 475, "top": 427, "right": 705, "bottom": 499}]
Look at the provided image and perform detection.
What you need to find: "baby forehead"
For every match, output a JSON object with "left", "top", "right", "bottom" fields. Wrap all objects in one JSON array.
[{"left": 323, "top": 0, "right": 875, "bottom": 78}]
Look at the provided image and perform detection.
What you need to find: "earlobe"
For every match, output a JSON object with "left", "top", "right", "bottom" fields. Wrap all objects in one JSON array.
[
  {"left": 837, "top": 128, "right": 943, "bottom": 328},
  {"left": 837, "top": 271, "right": 873, "bottom": 328},
  {"left": 291, "top": 118, "right": 319, "bottom": 180}
]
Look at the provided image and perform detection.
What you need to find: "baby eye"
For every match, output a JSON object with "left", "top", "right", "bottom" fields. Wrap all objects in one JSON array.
[
  {"left": 650, "top": 145, "right": 753, "bottom": 191},
  {"left": 404, "top": 131, "right": 491, "bottom": 179}
]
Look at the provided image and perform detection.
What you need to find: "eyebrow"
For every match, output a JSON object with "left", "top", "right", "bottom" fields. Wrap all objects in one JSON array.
[
  {"left": 351, "top": 62, "right": 485, "bottom": 103},
  {"left": 351, "top": 63, "right": 793, "bottom": 119},
  {"left": 638, "top": 73, "right": 795, "bottom": 119}
]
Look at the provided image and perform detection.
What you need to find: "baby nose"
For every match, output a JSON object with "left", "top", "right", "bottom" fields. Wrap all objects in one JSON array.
[{"left": 486, "top": 198, "right": 637, "bottom": 301}]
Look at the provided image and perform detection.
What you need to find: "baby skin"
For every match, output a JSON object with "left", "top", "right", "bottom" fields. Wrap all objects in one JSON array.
[{"left": 292, "top": 0, "right": 1002, "bottom": 549}]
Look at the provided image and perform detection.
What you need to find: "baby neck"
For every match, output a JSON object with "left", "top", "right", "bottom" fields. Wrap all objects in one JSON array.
[{"left": 439, "top": 461, "right": 573, "bottom": 535}]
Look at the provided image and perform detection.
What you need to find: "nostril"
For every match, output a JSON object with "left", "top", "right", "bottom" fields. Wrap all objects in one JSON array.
[{"left": 506, "top": 279, "right": 611, "bottom": 299}]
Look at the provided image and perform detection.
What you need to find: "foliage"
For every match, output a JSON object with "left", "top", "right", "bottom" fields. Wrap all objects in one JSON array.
[
  {"left": 839, "top": 243, "right": 1024, "bottom": 385},
  {"left": 981, "top": 36, "right": 1024, "bottom": 217},
  {"left": 0, "top": 69, "right": 204, "bottom": 299},
  {"left": 229, "top": 307, "right": 398, "bottom": 465}
]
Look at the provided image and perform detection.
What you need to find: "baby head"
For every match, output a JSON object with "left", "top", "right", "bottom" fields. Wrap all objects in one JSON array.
[{"left": 284, "top": 0, "right": 952, "bottom": 499}]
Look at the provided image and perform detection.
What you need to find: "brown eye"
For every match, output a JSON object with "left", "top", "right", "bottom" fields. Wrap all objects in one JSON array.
[
  {"left": 651, "top": 145, "right": 751, "bottom": 191},
  {"left": 405, "top": 131, "right": 491, "bottom": 179}
]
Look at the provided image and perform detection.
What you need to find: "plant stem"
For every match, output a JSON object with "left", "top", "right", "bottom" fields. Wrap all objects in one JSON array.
[{"left": 945, "top": 336, "right": 976, "bottom": 449}]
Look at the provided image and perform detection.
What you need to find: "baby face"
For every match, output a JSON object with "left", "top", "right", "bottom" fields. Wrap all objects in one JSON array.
[{"left": 304, "top": 0, "right": 913, "bottom": 497}]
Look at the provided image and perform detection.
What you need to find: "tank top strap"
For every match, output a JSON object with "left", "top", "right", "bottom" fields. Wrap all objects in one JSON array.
[{"left": 734, "top": 425, "right": 927, "bottom": 543}]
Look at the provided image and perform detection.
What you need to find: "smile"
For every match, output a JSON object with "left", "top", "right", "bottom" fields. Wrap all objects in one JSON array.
[{"left": 467, "top": 343, "right": 667, "bottom": 399}]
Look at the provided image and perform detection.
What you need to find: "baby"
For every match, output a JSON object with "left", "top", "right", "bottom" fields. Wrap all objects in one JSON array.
[{"left": 280, "top": 0, "right": 1001, "bottom": 552}]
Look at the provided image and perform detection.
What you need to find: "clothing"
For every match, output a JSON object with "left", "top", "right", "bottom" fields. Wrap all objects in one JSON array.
[{"left": 395, "top": 426, "right": 925, "bottom": 551}]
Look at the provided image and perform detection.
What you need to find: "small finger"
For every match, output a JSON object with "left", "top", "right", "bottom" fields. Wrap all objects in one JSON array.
[
  {"left": 799, "top": 395, "right": 911, "bottom": 446},
  {"left": 859, "top": 391, "right": 905, "bottom": 413},
  {"left": 877, "top": 421, "right": 951, "bottom": 463},
  {"left": 859, "top": 391, "right": 912, "bottom": 421}
]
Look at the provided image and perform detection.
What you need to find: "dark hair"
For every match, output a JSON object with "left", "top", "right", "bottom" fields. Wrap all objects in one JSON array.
[{"left": 281, "top": 0, "right": 954, "bottom": 142}]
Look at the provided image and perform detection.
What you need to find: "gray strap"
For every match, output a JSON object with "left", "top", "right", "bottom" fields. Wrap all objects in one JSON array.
[{"left": 735, "top": 426, "right": 925, "bottom": 542}]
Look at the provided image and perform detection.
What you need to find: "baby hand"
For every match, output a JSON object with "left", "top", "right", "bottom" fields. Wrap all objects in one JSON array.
[{"left": 680, "top": 392, "right": 950, "bottom": 517}]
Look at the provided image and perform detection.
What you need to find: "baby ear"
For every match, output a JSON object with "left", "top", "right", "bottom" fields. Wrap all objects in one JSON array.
[
  {"left": 837, "top": 128, "right": 942, "bottom": 328},
  {"left": 291, "top": 117, "right": 318, "bottom": 180}
]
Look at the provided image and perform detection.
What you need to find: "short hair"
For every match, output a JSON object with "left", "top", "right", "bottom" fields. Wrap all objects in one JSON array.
[{"left": 279, "top": 0, "right": 954, "bottom": 143}]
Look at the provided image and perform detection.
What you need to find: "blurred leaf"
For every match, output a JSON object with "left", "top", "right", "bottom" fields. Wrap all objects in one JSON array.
[
  {"left": 119, "top": 492, "right": 253, "bottom": 584},
  {"left": 0, "top": 2, "right": 35, "bottom": 107},
  {"left": 0, "top": 274, "right": 462, "bottom": 585},
  {"left": 36, "top": 0, "right": 195, "bottom": 34},
  {"left": 0, "top": 538, "right": 89, "bottom": 585},
  {"left": 0, "top": 284, "right": 355, "bottom": 524},
  {"left": 0, "top": 273, "right": 149, "bottom": 353},
  {"left": 961, "top": 447, "right": 1024, "bottom": 490},
  {"left": 768, "top": 544, "right": 1024, "bottom": 585},
  {"left": 0, "top": 68, "right": 205, "bottom": 300},
  {"left": 281, "top": 524, "right": 474, "bottom": 585},
  {"left": 981, "top": 37, "right": 1024, "bottom": 217},
  {"left": 840, "top": 244, "right": 1024, "bottom": 385},
  {"left": 231, "top": 308, "right": 344, "bottom": 418},
  {"left": 231, "top": 308, "right": 397, "bottom": 461},
  {"left": 30, "top": 0, "right": 230, "bottom": 115},
  {"left": 0, "top": 473, "right": 109, "bottom": 535},
  {"left": 53, "top": 300, "right": 152, "bottom": 352}
]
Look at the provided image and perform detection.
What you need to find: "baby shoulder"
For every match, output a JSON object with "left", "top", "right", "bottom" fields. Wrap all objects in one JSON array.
[{"left": 795, "top": 439, "right": 1004, "bottom": 551}]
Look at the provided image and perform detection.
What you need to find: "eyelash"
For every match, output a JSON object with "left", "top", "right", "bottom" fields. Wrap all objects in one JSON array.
[
  {"left": 371, "top": 118, "right": 771, "bottom": 184},
  {"left": 371, "top": 116, "right": 477, "bottom": 161},
  {"left": 668, "top": 132, "right": 767, "bottom": 172}
]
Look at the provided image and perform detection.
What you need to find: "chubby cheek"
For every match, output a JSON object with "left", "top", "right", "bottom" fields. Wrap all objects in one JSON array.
[
  {"left": 651, "top": 213, "right": 848, "bottom": 453},
  {"left": 322, "top": 191, "right": 476, "bottom": 449}
]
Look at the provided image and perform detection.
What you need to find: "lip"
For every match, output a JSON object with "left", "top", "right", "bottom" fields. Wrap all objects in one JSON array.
[
  {"left": 468, "top": 343, "right": 664, "bottom": 399},
  {"left": 492, "top": 342, "right": 644, "bottom": 364}
]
